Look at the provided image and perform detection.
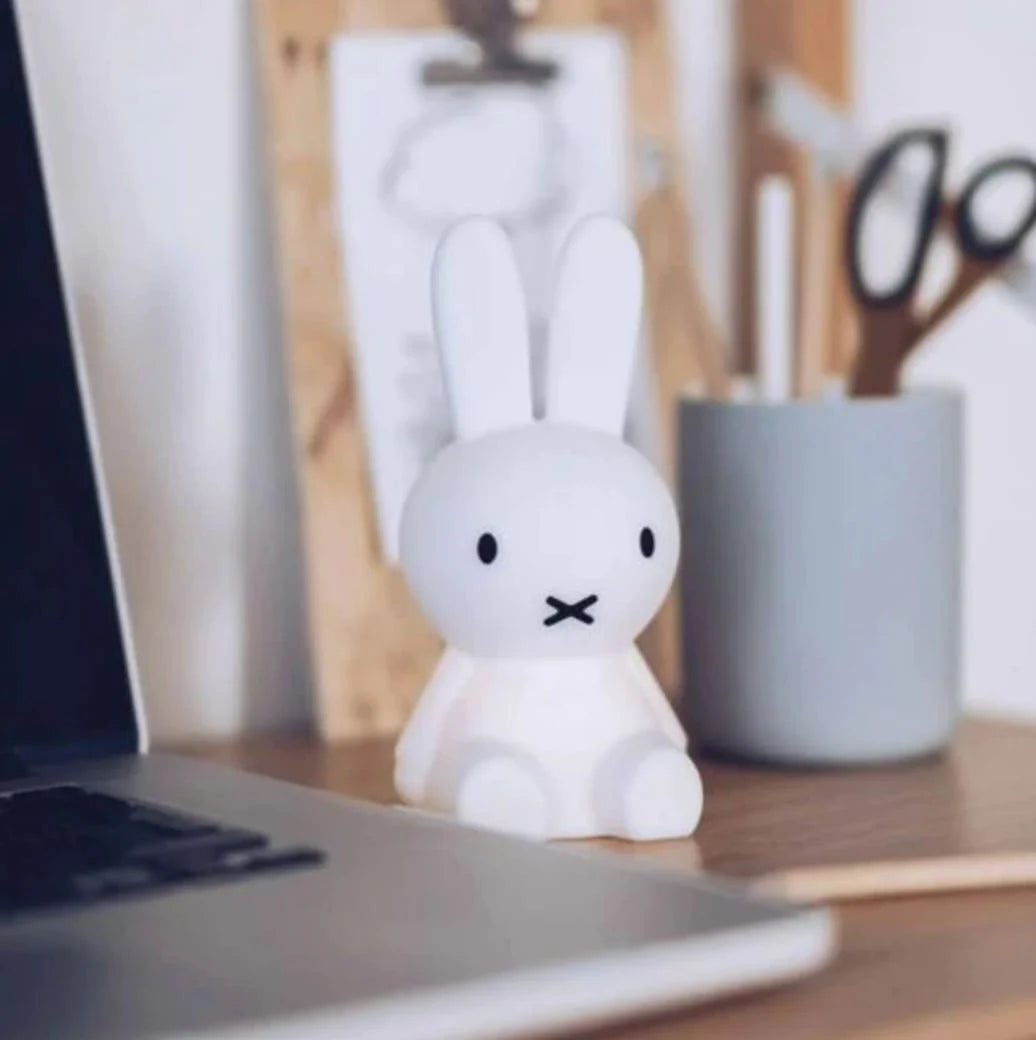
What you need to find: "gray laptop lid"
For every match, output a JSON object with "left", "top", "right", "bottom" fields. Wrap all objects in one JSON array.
[{"left": 0, "top": 2, "right": 139, "bottom": 771}]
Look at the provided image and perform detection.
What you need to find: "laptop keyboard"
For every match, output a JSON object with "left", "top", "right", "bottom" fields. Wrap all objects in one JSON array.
[{"left": 0, "top": 784, "right": 324, "bottom": 918}]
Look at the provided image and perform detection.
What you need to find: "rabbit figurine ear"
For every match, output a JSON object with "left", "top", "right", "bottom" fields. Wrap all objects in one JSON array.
[
  {"left": 545, "top": 216, "right": 644, "bottom": 436},
  {"left": 431, "top": 218, "right": 533, "bottom": 441}
]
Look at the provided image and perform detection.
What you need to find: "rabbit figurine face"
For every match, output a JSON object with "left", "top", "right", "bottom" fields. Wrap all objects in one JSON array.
[
  {"left": 395, "top": 216, "right": 701, "bottom": 843},
  {"left": 401, "top": 423, "right": 679, "bottom": 658}
]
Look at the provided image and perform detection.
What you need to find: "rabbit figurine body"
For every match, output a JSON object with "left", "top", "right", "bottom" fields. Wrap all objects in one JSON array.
[
  {"left": 395, "top": 216, "right": 703, "bottom": 841},
  {"left": 396, "top": 647, "right": 697, "bottom": 840}
]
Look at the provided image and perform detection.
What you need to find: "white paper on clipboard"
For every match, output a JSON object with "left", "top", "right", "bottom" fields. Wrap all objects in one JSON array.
[{"left": 329, "top": 31, "right": 640, "bottom": 563}]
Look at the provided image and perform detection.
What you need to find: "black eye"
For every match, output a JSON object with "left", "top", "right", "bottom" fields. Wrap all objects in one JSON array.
[
  {"left": 477, "top": 533, "right": 498, "bottom": 565},
  {"left": 639, "top": 527, "right": 655, "bottom": 558}
]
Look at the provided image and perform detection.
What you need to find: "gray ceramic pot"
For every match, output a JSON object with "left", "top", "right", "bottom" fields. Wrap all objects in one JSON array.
[{"left": 677, "top": 388, "right": 963, "bottom": 766}]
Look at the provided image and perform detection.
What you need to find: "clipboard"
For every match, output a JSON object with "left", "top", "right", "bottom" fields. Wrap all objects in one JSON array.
[{"left": 255, "top": 0, "right": 718, "bottom": 740}]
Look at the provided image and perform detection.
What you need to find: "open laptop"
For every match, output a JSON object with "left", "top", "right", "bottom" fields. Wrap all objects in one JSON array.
[{"left": 0, "top": 4, "right": 834, "bottom": 1037}]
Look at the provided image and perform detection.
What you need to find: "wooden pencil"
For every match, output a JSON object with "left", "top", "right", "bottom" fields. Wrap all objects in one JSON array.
[
  {"left": 794, "top": 161, "right": 833, "bottom": 398},
  {"left": 754, "top": 852, "right": 1036, "bottom": 904}
]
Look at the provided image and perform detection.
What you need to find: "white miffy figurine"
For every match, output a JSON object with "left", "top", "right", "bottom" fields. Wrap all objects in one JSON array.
[{"left": 395, "top": 215, "right": 703, "bottom": 842}]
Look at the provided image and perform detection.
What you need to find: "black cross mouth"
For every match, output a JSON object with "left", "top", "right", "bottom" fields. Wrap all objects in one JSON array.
[{"left": 544, "top": 595, "right": 598, "bottom": 627}]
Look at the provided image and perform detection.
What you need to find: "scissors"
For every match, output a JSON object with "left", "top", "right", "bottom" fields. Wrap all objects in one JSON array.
[{"left": 845, "top": 128, "right": 1036, "bottom": 396}]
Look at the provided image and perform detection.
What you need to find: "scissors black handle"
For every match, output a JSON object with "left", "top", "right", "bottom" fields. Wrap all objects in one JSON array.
[
  {"left": 955, "top": 155, "right": 1036, "bottom": 261},
  {"left": 845, "top": 127, "right": 949, "bottom": 309}
]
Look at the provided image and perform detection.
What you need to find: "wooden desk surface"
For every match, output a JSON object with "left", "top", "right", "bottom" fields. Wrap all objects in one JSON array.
[{"left": 170, "top": 718, "right": 1036, "bottom": 1039}]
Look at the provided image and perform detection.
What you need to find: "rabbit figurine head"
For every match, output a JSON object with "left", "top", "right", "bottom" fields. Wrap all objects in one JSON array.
[{"left": 400, "top": 216, "right": 679, "bottom": 659}]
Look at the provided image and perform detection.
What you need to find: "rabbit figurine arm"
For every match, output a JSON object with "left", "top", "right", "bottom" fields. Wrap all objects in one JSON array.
[
  {"left": 623, "top": 646, "right": 688, "bottom": 749},
  {"left": 394, "top": 646, "right": 475, "bottom": 804}
]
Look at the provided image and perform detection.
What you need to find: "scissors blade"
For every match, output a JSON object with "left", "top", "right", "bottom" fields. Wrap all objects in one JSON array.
[{"left": 759, "top": 68, "right": 1036, "bottom": 320}]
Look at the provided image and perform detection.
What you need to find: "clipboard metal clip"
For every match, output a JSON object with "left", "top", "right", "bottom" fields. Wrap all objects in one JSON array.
[{"left": 422, "top": 0, "right": 557, "bottom": 87}]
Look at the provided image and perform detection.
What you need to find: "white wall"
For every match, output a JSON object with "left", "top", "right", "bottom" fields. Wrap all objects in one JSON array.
[
  {"left": 17, "top": 0, "right": 309, "bottom": 739},
  {"left": 853, "top": 0, "right": 1036, "bottom": 719},
  {"left": 16, "top": 0, "right": 1036, "bottom": 737}
]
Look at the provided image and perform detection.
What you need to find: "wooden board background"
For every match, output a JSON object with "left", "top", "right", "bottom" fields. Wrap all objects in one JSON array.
[
  {"left": 733, "top": 0, "right": 853, "bottom": 378},
  {"left": 255, "top": 0, "right": 718, "bottom": 741}
]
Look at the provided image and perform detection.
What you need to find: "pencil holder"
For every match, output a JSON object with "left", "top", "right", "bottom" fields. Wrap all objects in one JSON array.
[{"left": 677, "top": 388, "right": 963, "bottom": 766}]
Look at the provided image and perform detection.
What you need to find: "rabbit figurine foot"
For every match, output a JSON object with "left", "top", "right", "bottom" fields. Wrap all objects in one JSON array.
[
  {"left": 452, "top": 749, "right": 553, "bottom": 839},
  {"left": 596, "top": 734, "right": 704, "bottom": 841}
]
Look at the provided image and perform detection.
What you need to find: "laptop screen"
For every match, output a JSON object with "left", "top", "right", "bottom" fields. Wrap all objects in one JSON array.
[{"left": 0, "top": 4, "right": 139, "bottom": 766}]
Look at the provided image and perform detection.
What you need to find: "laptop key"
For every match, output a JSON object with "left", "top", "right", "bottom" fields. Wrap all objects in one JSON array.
[
  {"left": 155, "top": 845, "right": 325, "bottom": 882},
  {"left": 130, "top": 828, "right": 269, "bottom": 867},
  {"left": 128, "top": 806, "right": 219, "bottom": 837},
  {"left": 73, "top": 865, "right": 158, "bottom": 898},
  {"left": 237, "top": 847, "right": 325, "bottom": 872}
]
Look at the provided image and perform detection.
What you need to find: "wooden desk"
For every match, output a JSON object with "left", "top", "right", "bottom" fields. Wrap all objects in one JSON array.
[{"left": 170, "top": 718, "right": 1036, "bottom": 1039}]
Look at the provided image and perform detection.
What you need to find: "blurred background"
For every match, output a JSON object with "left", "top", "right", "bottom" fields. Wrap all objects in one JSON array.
[{"left": 16, "top": 0, "right": 1036, "bottom": 739}]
